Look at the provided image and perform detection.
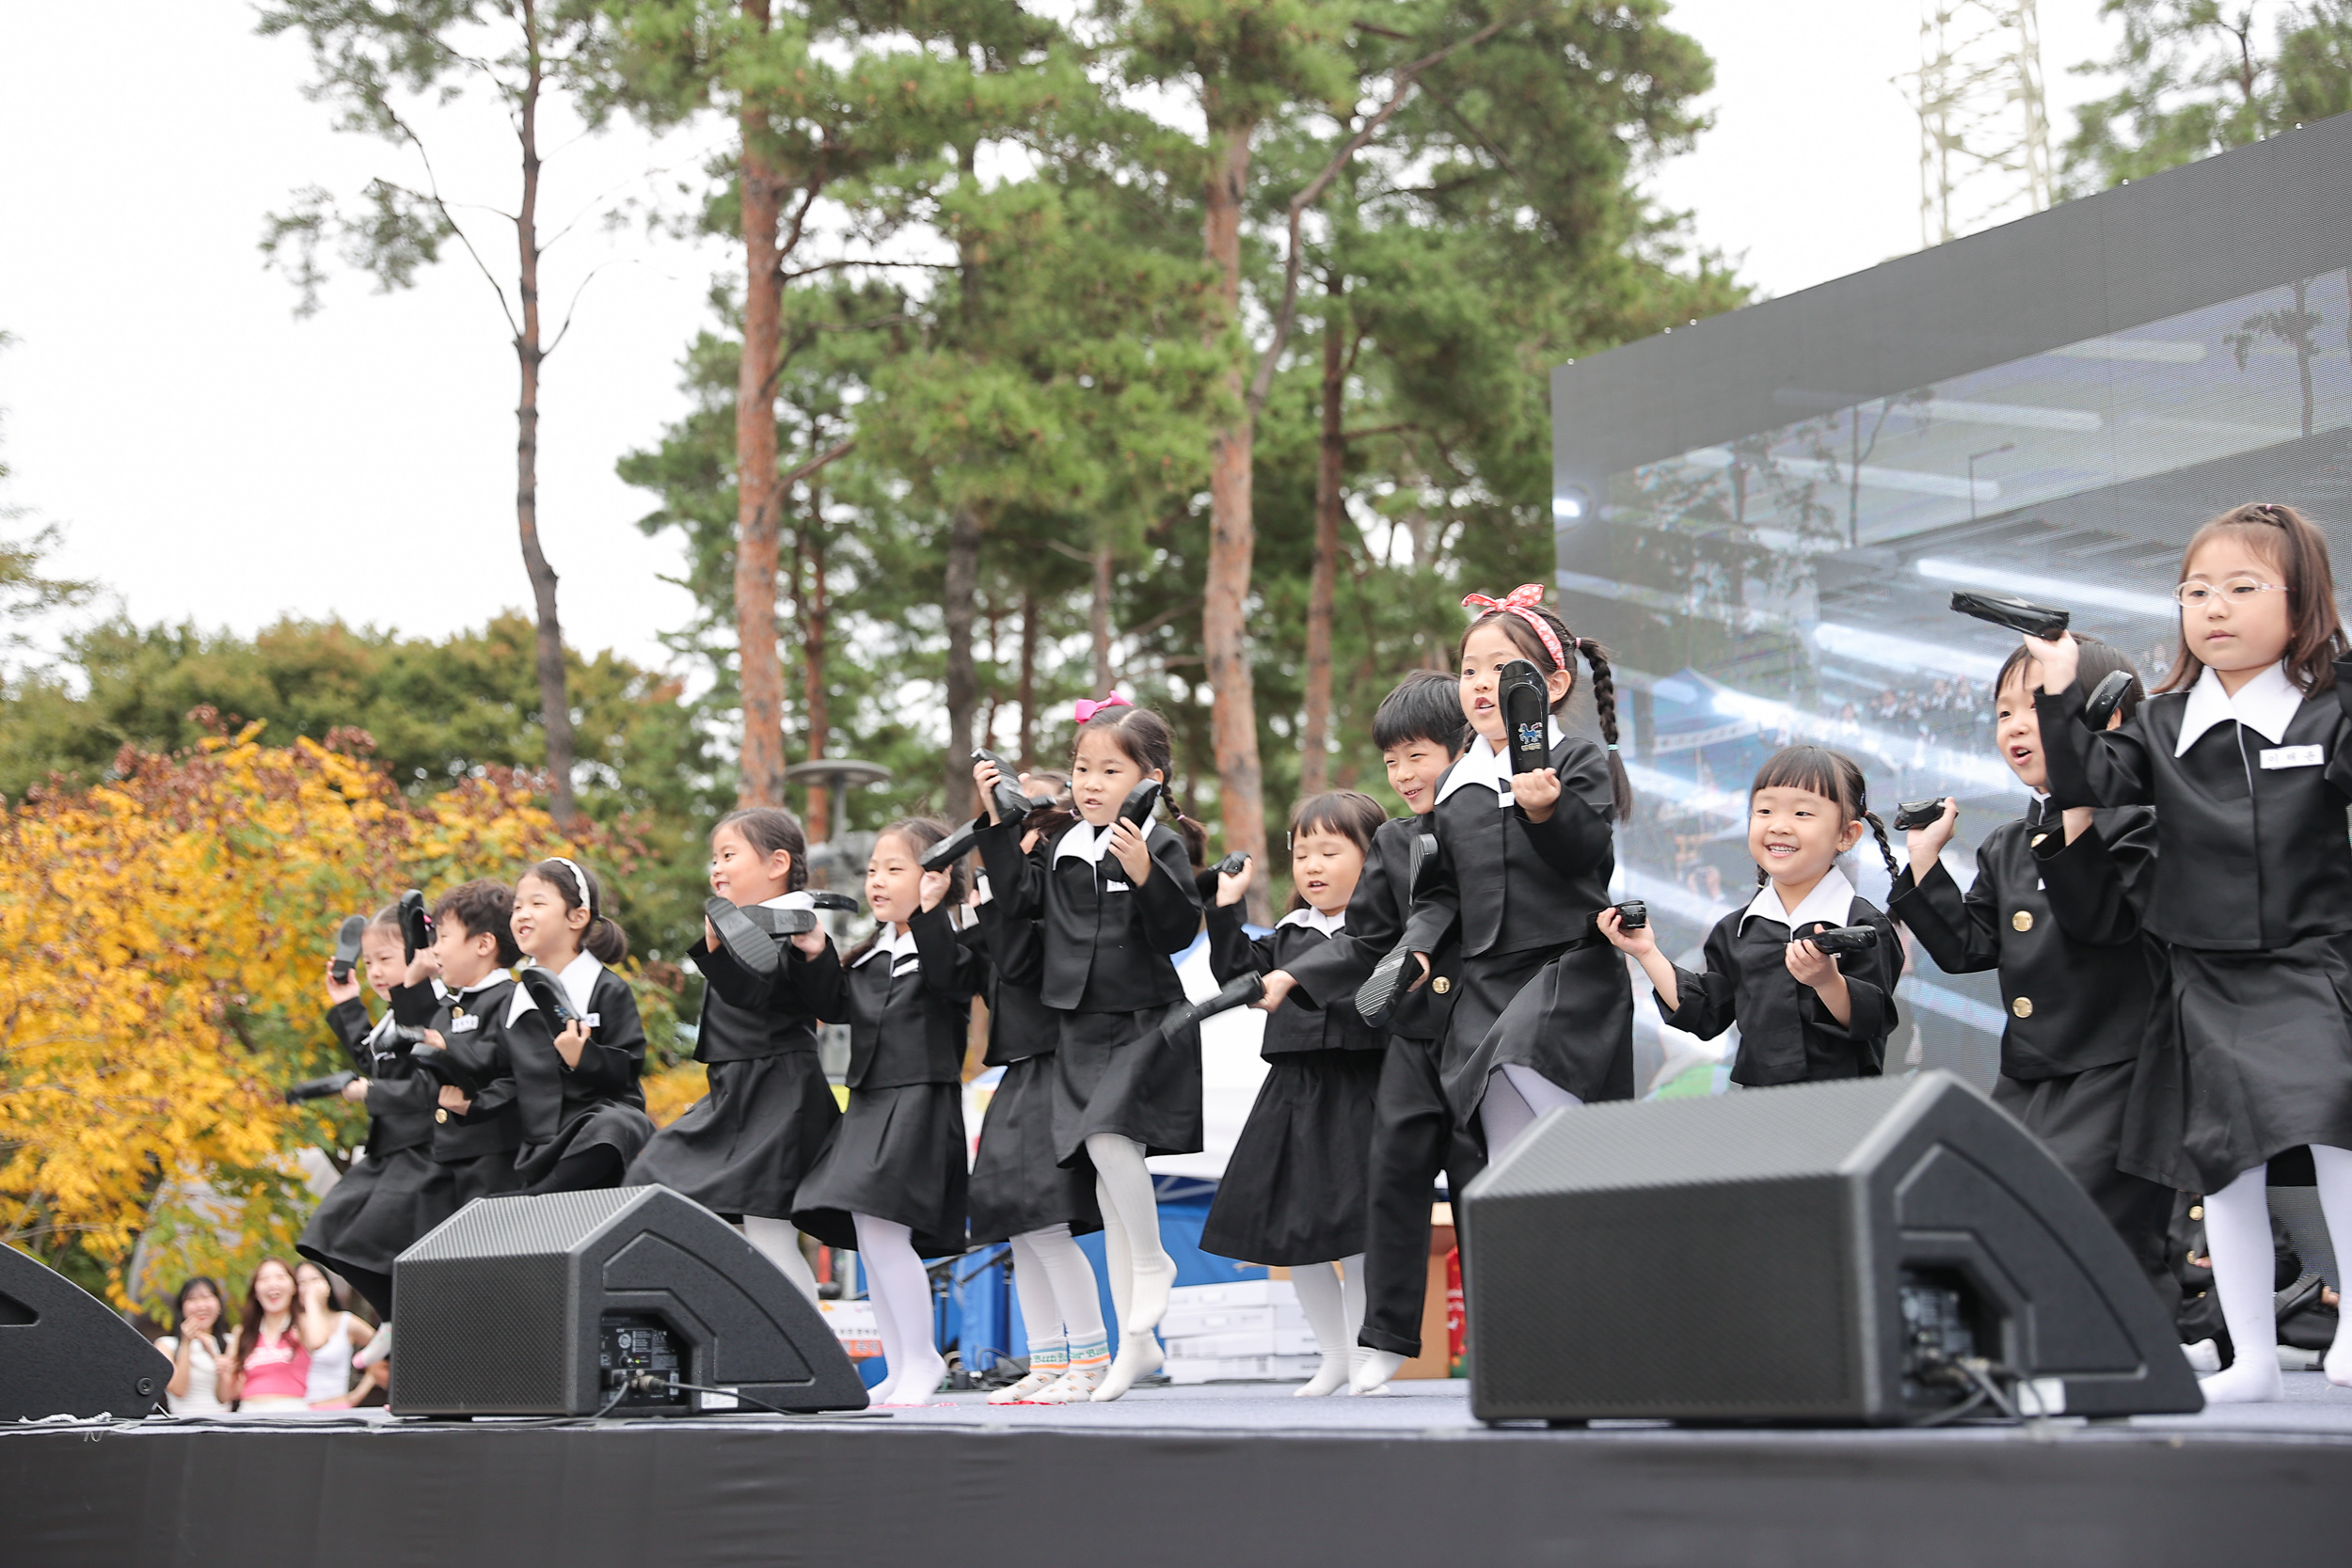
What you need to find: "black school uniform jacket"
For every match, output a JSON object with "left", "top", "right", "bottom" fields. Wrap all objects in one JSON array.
[
  {"left": 1403, "top": 730, "right": 1616, "bottom": 961},
  {"left": 326, "top": 999, "right": 437, "bottom": 1158},
  {"left": 415, "top": 974, "right": 553, "bottom": 1161},
  {"left": 801, "top": 903, "right": 980, "bottom": 1088},
  {"left": 1889, "top": 802, "right": 2162, "bottom": 1081},
  {"left": 687, "top": 895, "right": 834, "bottom": 1061},
  {"left": 977, "top": 816, "right": 1202, "bottom": 1013},
  {"left": 968, "top": 867, "right": 1058, "bottom": 1068},
  {"left": 1205, "top": 904, "right": 1385, "bottom": 1055},
  {"left": 1660, "top": 872, "right": 1901, "bottom": 1086},
  {"left": 1276, "top": 815, "right": 1461, "bottom": 1045},
  {"left": 2038, "top": 661, "right": 2352, "bottom": 949},
  {"left": 510, "top": 956, "right": 649, "bottom": 1145}
]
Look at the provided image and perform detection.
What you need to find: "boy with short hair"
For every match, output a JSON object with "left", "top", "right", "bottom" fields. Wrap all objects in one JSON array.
[
  {"left": 406, "top": 879, "right": 549, "bottom": 1212},
  {"left": 1266, "top": 670, "right": 1475, "bottom": 1394}
]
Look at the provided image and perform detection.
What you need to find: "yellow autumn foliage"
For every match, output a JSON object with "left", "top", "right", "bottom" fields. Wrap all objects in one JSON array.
[{"left": 0, "top": 724, "right": 651, "bottom": 1307}]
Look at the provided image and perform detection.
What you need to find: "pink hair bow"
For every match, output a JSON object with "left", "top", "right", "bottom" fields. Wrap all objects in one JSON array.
[
  {"left": 1073, "top": 692, "right": 1132, "bottom": 724},
  {"left": 1461, "top": 583, "right": 1567, "bottom": 672}
]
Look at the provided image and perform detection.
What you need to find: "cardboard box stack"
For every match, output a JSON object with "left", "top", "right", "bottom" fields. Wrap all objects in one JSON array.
[{"left": 1159, "top": 1278, "right": 1319, "bottom": 1385}]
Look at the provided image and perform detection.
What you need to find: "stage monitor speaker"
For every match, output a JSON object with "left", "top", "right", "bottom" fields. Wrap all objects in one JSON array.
[
  {"left": 0, "top": 1244, "right": 168, "bottom": 1421},
  {"left": 389, "top": 1185, "right": 868, "bottom": 1417},
  {"left": 1460, "top": 1070, "right": 2203, "bottom": 1424}
]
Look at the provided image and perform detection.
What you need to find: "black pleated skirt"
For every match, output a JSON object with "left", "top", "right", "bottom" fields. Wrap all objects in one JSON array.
[
  {"left": 1052, "top": 1005, "right": 1201, "bottom": 1165},
  {"left": 516, "top": 1101, "right": 657, "bottom": 1190},
  {"left": 2121, "top": 935, "right": 2352, "bottom": 1192},
  {"left": 968, "top": 1054, "right": 1102, "bottom": 1243},
  {"left": 1994, "top": 1062, "right": 2175, "bottom": 1286},
  {"left": 792, "top": 1082, "right": 969, "bottom": 1259},
  {"left": 1200, "top": 1051, "right": 1385, "bottom": 1266},
  {"left": 1439, "top": 941, "right": 1634, "bottom": 1131},
  {"left": 626, "top": 1053, "right": 840, "bottom": 1221},
  {"left": 296, "top": 1145, "right": 444, "bottom": 1278}
]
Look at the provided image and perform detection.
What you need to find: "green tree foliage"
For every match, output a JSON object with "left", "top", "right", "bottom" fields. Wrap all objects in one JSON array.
[{"left": 2061, "top": 1, "right": 2352, "bottom": 194}]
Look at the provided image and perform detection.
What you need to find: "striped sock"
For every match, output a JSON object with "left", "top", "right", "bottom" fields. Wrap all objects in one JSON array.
[
  {"left": 1065, "top": 1332, "right": 1110, "bottom": 1371},
  {"left": 1029, "top": 1337, "right": 1069, "bottom": 1375}
]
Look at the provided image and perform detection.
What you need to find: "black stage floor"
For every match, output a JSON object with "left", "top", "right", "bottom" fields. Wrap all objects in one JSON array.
[{"left": 8, "top": 1375, "right": 2351, "bottom": 1566}]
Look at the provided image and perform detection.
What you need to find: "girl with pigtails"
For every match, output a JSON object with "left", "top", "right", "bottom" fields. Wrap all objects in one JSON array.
[
  {"left": 1602, "top": 745, "right": 1903, "bottom": 1088},
  {"left": 1403, "top": 586, "right": 1640, "bottom": 1165},
  {"left": 506, "top": 857, "right": 657, "bottom": 1195},
  {"left": 972, "top": 696, "right": 1209, "bottom": 1402},
  {"left": 2029, "top": 501, "right": 2352, "bottom": 1402}
]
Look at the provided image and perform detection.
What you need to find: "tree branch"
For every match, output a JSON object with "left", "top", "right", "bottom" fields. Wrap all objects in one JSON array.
[
  {"left": 1245, "top": 15, "right": 1517, "bottom": 416},
  {"left": 780, "top": 438, "right": 856, "bottom": 491},
  {"left": 381, "top": 104, "right": 520, "bottom": 338}
]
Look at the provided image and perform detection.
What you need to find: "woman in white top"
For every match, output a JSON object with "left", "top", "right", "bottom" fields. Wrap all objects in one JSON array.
[
  {"left": 158, "top": 1277, "right": 231, "bottom": 1416},
  {"left": 294, "top": 1260, "right": 374, "bottom": 1405}
]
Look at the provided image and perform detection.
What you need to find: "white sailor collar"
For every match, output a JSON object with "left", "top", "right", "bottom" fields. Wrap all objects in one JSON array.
[
  {"left": 1435, "top": 719, "right": 1566, "bottom": 807},
  {"left": 759, "top": 891, "right": 816, "bottom": 911},
  {"left": 556, "top": 950, "right": 603, "bottom": 1013},
  {"left": 1278, "top": 905, "right": 1347, "bottom": 936},
  {"left": 1740, "top": 866, "right": 1857, "bottom": 934},
  {"left": 453, "top": 969, "right": 509, "bottom": 1000},
  {"left": 2175, "top": 660, "right": 2304, "bottom": 755},
  {"left": 853, "top": 924, "right": 922, "bottom": 968},
  {"left": 1052, "top": 820, "right": 1114, "bottom": 865}
]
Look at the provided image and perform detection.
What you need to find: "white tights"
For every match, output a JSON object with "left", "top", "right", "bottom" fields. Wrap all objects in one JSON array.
[
  {"left": 1009, "top": 1224, "right": 1106, "bottom": 1357},
  {"left": 1289, "top": 1255, "right": 1367, "bottom": 1397},
  {"left": 1087, "top": 1132, "right": 1176, "bottom": 1334},
  {"left": 2198, "top": 1145, "right": 2352, "bottom": 1402},
  {"left": 739, "top": 1215, "right": 818, "bottom": 1303},
  {"left": 854, "top": 1213, "right": 945, "bottom": 1404},
  {"left": 1479, "top": 1065, "right": 1582, "bottom": 1161}
]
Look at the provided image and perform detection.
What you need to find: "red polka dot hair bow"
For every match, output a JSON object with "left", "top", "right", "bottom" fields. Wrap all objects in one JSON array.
[
  {"left": 1073, "top": 692, "right": 1132, "bottom": 724},
  {"left": 1461, "top": 584, "right": 1566, "bottom": 672}
]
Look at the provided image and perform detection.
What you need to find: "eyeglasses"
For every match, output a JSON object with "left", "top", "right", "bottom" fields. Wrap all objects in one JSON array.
[{"left": 2172, "top": 578, "right": 2289, "bottom": 608}]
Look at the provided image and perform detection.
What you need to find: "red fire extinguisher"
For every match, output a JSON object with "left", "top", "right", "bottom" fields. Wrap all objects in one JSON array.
[{"left": 1445, "top": 1246, "right": 1465, "bottom": 1377}]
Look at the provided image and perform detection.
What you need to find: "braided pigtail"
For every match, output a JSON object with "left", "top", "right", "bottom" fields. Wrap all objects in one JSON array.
[
  {"left": 1163, "top": 794, "right": 1210, "bottom": 868},
  {"left": 1577, "top": 635, "right": 1635, "bottom": 823}
]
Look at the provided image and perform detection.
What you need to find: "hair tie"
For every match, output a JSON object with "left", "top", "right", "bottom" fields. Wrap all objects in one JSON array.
[
  {"left": 1073, "top": 692, "right": 1132, "bottom": 724},
  {"left": 548, "top": 855, "right": 595, "bottom": 916},
  {"left": 1461, "top": 584, "right": 1568, "bottom": 672}
]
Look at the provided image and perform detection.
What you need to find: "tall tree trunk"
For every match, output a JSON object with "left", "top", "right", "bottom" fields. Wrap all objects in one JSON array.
[
  {"left": 1201, "top": 117, "right": 1269, "bottom": 922},
  {"left": 1300, "top": 268, "right": 1345, "bottom": 797},
  {"left": 1089, "top": 539, "right": 1115, "bottom": 694},
  {"left": 802, "top": 518, "right": 833, "bottom": 843},
  {"left": 943, "top": 504, "right": 981, "bottom": 818},
  {"left": 512, "top": 10, "right": 578, "bottom": 826},
  {"left": 733, "top": 0, "right": 787, "bottom": 808},
  {"left": 1018, "top": 589, "right": 1039, "bottom": 770}
]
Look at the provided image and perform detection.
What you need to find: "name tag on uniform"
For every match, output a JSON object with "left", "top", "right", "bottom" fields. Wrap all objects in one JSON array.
[
  {"left": 2261, "top": 745, "right": 2324, "bottom": 769},
  {"left": 449, "top": 1014, "right": 480, "bottom": 1033},
  {"left": 583, "top": 1012, "right": 600, "bottom": 1028},
  {"left": 1104, "top": 880, "right": 1132, "bottom": 893}
]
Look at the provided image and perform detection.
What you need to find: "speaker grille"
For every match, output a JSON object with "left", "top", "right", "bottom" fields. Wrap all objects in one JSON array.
[{"left": 403, "top": 1186, "right": 646, "bottom": 1261}]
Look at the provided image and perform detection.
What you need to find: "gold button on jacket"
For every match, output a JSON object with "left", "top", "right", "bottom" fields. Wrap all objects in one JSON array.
[
  {"left": 2011, "top": 910, "right": 2033, "bottom": 932},
  {"left": 1432, "top": 976, "right": 1452, "bottom": 995},
  {"left": 2010, "top": 996, "right": 2033, "bottom": 1019},
  {"left": 435, "top": 1108, "right": 448, "bottom": 1123}
]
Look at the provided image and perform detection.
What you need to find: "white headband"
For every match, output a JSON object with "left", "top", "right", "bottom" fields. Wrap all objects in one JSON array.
[{"left": 548, "top": 856, "right": 595, "bottom": 917}]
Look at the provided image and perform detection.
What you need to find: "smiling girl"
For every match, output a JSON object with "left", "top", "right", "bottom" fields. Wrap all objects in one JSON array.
[
  {"left": 1200, "top": 790, "right": 1389, "bottom": 1397},
  {"left": 2029, "top": 501, "right": 2352, "bottom": 1402},
  {"left": 507, "top": 859, "right": 657, "bottom": 1195},
  {"left": 1602, "top": 746, "right": 1902, "bottom": 1087}
]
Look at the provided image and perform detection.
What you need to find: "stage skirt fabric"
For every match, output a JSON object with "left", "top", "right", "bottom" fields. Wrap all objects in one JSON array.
[
  {"left": 516, "top": 1101, "right": 658, "bottom": 1191},
  {"left": 2121, "top": 935, "right": 2352, "bottom": 1193},
  {"left": 626, "top": 1053, "right": 840, "bottom": 1221},
  {"left": 1438, "top": 942, "right": 1635, "bottom": 1135},
  {"left": 967, "top": 1053, "right": 1102, "bottom": 1243},
  {"left": 1200, "top": 1050, "right": 1384, "bottom": 1266},
  {"left": 792, "top": 1082, "right": 968, "bottom": 1259},
  {"left": 1051, "top": 1005, "right": 1201, "bottom": 1165},
  {"left": 295, "top": 1146, "right": 443, "bottom": 1279}
]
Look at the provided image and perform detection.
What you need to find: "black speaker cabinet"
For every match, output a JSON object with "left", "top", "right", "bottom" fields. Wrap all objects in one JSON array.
[
  {"left": 1460, "top": 1071, "right": 2203, "bottom": 1424},
  {"left": 390, "top": 1185, "right": 868, "bottom": 1417},
  {"left": 0, "top": 1244, "right": 168, "bottom": 1421}
]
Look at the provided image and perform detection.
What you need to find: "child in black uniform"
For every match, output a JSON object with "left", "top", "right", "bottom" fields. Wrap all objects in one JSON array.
[
  {"left": 973, "top": 697, "right": 1208, "bottom": 1402},
  {"left": 1265, "top": 672, "right": 1475, "bottom": 1395},
  {"left": 792, "top": 818, "right": 977, "bottom": 1405},
  {"left": 627, "top": 808, "right": 840, "bottom": 1302},
  {"left": 1602, "top": 745, "right": 1902, "bottom": 1086},
  {"left": 1201, "top": 790, "right": 1389, "bottom": 1397},
  {"left": 1406, "top": 585, "right": 1636, "bottom": 1160},
  {"left": 2030, "top": 502, "right": 2352, "bottom": 1401},
  {"left": 1888, "top": 639, "right": 2177, "bottom": 1306},
  {"left": 508, "top": 858, "right": 657, "bottom": 1194},
  {"left": 961, "top": 773, "right": 1112, "bottom": 1405},
  {"left": 296, "top": 907, "right": 439, "bottom": 1320},
  {"left": 405, "top": 880, "right": 553, "bottom": 1219}
]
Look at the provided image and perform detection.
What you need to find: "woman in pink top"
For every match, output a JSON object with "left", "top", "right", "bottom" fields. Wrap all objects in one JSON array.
[{"left": 226, "top": 1259, "right": 312, "bottom": 1411}]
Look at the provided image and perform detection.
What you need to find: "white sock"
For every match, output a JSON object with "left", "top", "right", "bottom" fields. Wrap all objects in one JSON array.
[
  {"left": 854, "top": 1213, "right": 944, "bottom": 1403},
  {"left": 2198, "top": 1164, "right": 2285, "bottom": 1404},
  {"left": 1008, "top": 1231, "right": 1067, "bottom": 1371},
  {"left": 1351, "top": 1348, "right": 1408, "bottom": 1395},
  {"left": 739, "top": 1216, "right": 819, "bottom": 1304},
  {"left": 2306, "top": 1145, "right": 2352, "bottom": 1386},
  {"left": 1480, "top": 1067, "right": 1581, "bottom": 1162},
  {"left": 1023, "top": 1223, "right": 1105, "bottom": 1343},
  {"left": 1290, "top": 1261, "right": 1352, "bottom": 1397},
  {"left": 1087, "top": 1133, "right": 1174, "bottom": 1334},
  {"left": 1097, "top": 1178, "right": 1134, "bottom": 1332}
]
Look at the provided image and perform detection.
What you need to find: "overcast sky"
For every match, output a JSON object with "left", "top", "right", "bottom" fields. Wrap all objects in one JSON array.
[{"left": 0, "top": 2, "right": 2127, "bottom": 674}]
